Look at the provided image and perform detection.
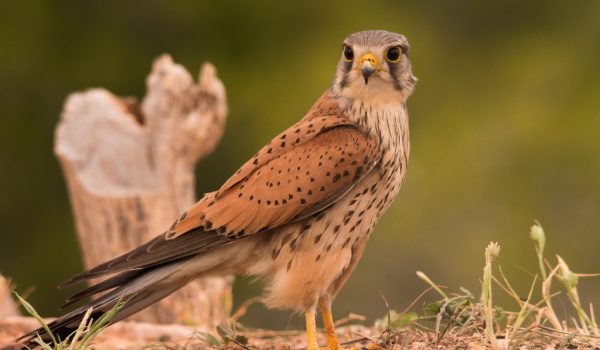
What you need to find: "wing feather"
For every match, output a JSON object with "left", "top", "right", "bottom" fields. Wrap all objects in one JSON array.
[
  {"left": 198, "top": 126, "right": 379, "bottom": 237},
  {"left": 61, "top": 92, "right": 381, "bottom": 286}
]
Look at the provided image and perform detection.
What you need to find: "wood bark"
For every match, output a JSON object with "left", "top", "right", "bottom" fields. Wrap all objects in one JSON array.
[{"left": 54, "top": 54, "right": 231, "bottom": 327}]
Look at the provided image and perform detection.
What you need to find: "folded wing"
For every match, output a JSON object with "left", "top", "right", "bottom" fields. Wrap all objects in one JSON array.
[{"left": 61, "top": 93, "right": 381, "bottom": 287}]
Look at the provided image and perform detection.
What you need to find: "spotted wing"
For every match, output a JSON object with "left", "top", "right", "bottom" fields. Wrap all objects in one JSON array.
[
  {"left": 185, "top": 125, "right": 380, "bottom": 238},
  {"left": 61, "top": 94, "right": 380, "bottom": 285}
]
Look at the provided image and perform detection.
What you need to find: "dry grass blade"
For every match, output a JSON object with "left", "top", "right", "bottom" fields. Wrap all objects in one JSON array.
[
  {"left": 231, "top": 297, "right": 263, "bottom": 323},
  {"left": 68, "top": 307, "right": 92, "bottom": 350},
  {"left": 555, "top": 255, "right": 600, "bottom": 336},
  {"left": 482, "top": 242, "right": 500, "bottom": 348},
  {"left": 416, "top": 271, "right": 448, "bottom": 299},
  {"left": 505, "top": 272, "right": 537, "bottom": 345},
  {"left": 401, "top": 286, "right": 435, "bottom": 315},
  {"left": 334, "top": 313, "right": 366, "bottom": 327},
  {"left": 541, "top": 264, "right": 564, "bottom": 331},
  {"left": 13, "top": 293, "right": 124, "bottom": 350},
  {"left": 14, "top": 292, "right": 59, "bottom": 346}
]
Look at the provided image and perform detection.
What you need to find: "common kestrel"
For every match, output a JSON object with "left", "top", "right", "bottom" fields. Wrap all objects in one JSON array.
[{"left": 18, "top": 30, "right": 416, "bottom": 350}]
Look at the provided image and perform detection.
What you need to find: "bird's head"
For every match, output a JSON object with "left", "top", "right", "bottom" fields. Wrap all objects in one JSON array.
[{"left": 333, "top": 30, "right": 417, "bottom": 104}]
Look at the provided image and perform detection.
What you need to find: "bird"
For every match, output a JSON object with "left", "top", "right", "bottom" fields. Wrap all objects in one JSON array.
[{"left": 17, "top": 30, "right": 417, "bottom": 350}]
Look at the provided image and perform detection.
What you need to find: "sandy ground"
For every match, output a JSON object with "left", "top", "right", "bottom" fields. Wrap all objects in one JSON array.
[{"left": 2, "top": 316, "right": 599, "bottom": 350}]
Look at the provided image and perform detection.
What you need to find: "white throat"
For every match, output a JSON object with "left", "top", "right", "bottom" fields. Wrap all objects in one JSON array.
[{"left": 337, "top": 96, "right": 410, "bottom": 179}]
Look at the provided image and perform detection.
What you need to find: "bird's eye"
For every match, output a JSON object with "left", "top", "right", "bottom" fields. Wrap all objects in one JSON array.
[
  {"left": 343, "top": 46, "right": 354, "bottom": 61},
  {"left": 385, "top": 47, "right": 401, "bottom": 62}
]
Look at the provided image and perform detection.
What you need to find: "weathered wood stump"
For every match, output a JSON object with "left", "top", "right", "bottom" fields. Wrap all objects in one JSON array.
[{"left": 54, "top": 54, "right": 231, "bottom": 327}]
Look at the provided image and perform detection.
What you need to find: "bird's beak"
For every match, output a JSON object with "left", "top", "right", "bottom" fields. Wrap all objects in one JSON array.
[{"left": 358, "top": 53, "right": 381, "bottom": 85}]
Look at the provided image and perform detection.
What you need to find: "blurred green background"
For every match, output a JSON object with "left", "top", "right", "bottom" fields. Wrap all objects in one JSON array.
[{"left": 1, "top": 0, "right": 599, "bottom": 329}]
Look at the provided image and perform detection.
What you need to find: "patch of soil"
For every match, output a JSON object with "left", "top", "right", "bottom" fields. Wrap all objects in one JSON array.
[{"left": 1, "top": 316, "right": 597, "bottom": 350}]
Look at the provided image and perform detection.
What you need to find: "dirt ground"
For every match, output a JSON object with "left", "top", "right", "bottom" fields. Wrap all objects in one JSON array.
[{"left": 2, "top": 316, "right": 599, "bottom": 350}]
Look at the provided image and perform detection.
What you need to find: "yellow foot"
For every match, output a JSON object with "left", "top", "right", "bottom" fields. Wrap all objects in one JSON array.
[
  {"left": 306, "top": 309, "right": 319, "bottom": 350},
  {"left": 349, "top": 343, "right": 382, "bottom": 350},
  {"left": 319, "top": 300, "right": 342, "bottom": 350}
]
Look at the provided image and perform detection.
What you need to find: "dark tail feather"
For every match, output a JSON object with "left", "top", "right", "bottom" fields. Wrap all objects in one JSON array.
[
  {"left": 59, "top": 229, "right": 230, "bottom": 289},
  {"left": 15, "top": 262, "right": 187, "bottom": 349},
  {"left": 60, "top": 269, "right": 144, "bottom": 309}
]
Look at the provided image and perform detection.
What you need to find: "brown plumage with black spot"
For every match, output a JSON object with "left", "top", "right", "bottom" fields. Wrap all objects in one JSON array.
[{"left": 17, "top": 30, "right": 416, "bottom": 350}]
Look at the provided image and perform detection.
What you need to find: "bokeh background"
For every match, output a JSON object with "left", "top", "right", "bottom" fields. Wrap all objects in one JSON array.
[{"left": 1, "top": 0, "right": 599, "bottom": 329}]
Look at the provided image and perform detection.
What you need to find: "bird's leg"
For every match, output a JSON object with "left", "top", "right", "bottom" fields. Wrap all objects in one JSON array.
[
  {"left": 319, "top": 298, "right": 341, "bottom": 350},
  {"left": 305, "top": 307, "right": 320, "bottom": 350}
]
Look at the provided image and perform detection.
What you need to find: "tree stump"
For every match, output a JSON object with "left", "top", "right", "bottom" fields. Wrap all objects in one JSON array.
[{"left": 54, "top": 54, "right": 231, "bottom": 327}]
